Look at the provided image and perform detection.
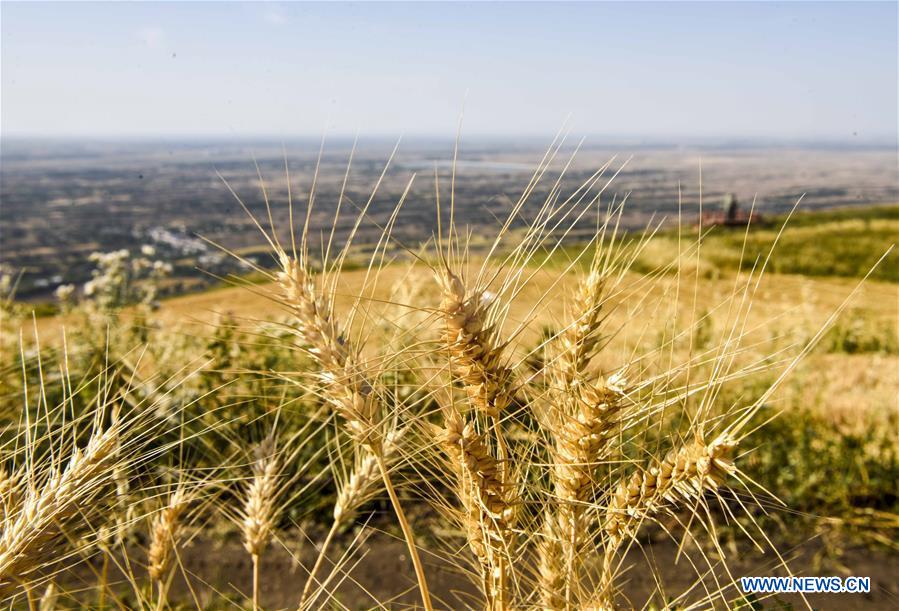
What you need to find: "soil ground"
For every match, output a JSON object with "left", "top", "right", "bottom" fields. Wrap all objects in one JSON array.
[{"left": 60, "top": 532, "right": 898, "bottom": 609}]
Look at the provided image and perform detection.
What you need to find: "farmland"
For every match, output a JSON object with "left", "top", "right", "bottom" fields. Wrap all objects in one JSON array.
[{"left": 2, "top": 139, "right": 897, "bottom": 299}]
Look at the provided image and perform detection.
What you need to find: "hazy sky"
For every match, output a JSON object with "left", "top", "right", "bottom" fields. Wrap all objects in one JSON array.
[{"left": 2, "top": 1, "right": 896, "bottom": 142}]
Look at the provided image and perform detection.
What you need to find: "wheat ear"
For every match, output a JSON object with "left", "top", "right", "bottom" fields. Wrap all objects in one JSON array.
[
  {"left": 539, "top": 376, "right": 627, "bottom": 606},
  {"left": 539, "top": 264, "right": 623, "bottom": 608},
  {"left": 604, "top": 434, "right": 736, "bottom": 545},
  {"left": 0, "top": 467, "right": 19, "bottom": 523},
  {"left": 241, "top": 437, "right": 279, "bottom": 611},
  {"left": 277, "top": 251, "right": 433, "bottom": 611},
  {"left": 147, "top": 487, "right": 190, "bottom": 610},
  {"left": 38, "top": 581, "right": 57, "bottom": 611},
  {"left": 300, "top": 428, "right": 405, "bottom": 606},
  {"left": 277, "top": 252, "right": 379, "bottom": 445},
  {"left": 0, "top": 426, "right": 118, "bottom": 597},
  {"left": 437, "top": 267, "right": 519, "bottom": 608},
  {"left": 438, "top": 268, "right": 514, "bottom": 418},
  {"left": 332, "top": 428, "right": 405, "bottom": 526},
  {"left": 557, "top": 268, "right": 608, "bottom": 385},
  {"left": 597, "top": 434, "right": 737, "bottom": 605},
  {"left": 441, "top": 410, "right": 517, "bottom": 610}
]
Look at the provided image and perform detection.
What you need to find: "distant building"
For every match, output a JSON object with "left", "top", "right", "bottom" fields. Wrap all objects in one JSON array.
[{"left": 700, "top": 193, "right": 762, "bottom": 227}]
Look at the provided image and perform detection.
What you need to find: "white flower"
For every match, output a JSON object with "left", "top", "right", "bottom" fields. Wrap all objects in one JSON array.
[{"left": 54, "top": 284, "right": 75, "bottom": 303}]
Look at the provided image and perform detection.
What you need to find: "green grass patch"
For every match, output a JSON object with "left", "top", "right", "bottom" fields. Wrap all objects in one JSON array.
[{"left": 643, "top": 205, "right": 899, "bottom": 282}]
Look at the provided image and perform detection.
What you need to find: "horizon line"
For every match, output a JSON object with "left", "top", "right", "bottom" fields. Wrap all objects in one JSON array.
[{"left": 2, "top": 132, "right": 896, "bottom": 148}]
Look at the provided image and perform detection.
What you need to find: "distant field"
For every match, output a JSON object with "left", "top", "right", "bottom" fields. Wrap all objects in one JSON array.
[
  {"left": 24, "top": 203, "right": 898, "bottom": 322},
  {"left": 36, "top": 246, "right": 898, "bottom": 351},
  {"left": 3, "top": 139, "right": 898, "bottom": 298},
  {"left": 630, "top": 204, "right": 899, "bottom": 283}
]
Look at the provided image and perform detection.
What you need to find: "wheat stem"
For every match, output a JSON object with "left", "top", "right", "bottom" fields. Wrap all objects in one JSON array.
[
  {"left": 299, "top": 519, "right": 339, "bottom": 608},
  {"left": 252, "top": 553, "right": 260, "bottom": 611},
  {"left": 154, "top": 580, "right": 166, "bottom": 611},
  {"left": 301, "top": 429, "right": 404, "bottom": 606},
  {"left": 374, "top": 452, "right": 433, "bottom": 611}
]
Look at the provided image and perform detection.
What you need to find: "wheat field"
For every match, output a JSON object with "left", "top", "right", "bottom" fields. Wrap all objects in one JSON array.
[{"left": 2, "top": 148, "right": 897, "bottom": 610}]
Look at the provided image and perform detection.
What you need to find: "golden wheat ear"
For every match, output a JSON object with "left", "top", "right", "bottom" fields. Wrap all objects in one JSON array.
[
  {"left": 211, "top": 411, "right": 330, "bottom": 610},
  {"left": 147, "top": 485, "right": 191, "bottom": 591},
  {"left": 534, "top": 223, "right": 639, "bottom": 608},
  {"left": 0, "top": 422, "right": 119, "bottom": 598},
  {"left": 300, "top": 426, "right": 408, "bottom": 608},
  {"left": 240, "top": 436, "right": 279, "bottom": 609},
  {"left": 240, "top": 147, "right": 436, "bottom": 611}
]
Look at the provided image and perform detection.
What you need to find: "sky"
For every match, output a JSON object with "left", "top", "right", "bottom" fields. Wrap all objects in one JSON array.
[{"left": 1, "top": 1, "right": 896, "bottom": 143}]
